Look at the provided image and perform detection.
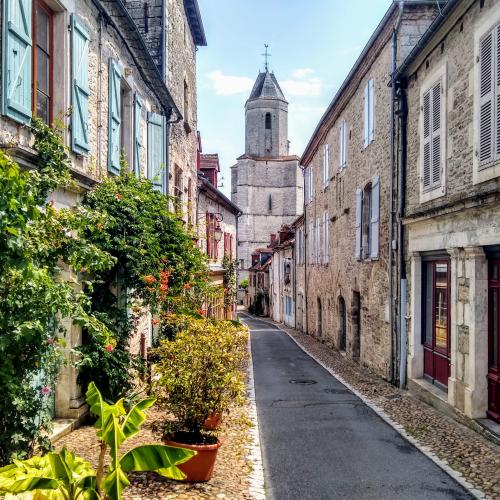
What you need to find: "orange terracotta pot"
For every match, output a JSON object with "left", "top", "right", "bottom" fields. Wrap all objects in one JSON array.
[
  {"left": 203, "top": 413, "right": 222, "bottom": 431},
  {"left": 165, "top": 438, "right": 222, "bottom": 482}
]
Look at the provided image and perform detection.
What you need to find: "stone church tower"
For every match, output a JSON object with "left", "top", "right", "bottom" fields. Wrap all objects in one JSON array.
[{"left": 231, "top": 69, "right": 303, "bottom": 285}]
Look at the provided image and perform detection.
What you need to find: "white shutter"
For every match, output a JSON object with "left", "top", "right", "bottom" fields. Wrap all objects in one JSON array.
[
  {"left": 365, "top": 82, "right": 370, "bottom": 146},
  {"left": 343, "top": 121, "right": 348, "bottom": 168},
  {"left": 316, "top": 218, "right": 320, "bottom": 264},
  {"left": 355, "top": 188, "right": 362, "bottom": 260},
  {"left": 323, "top": 211, "right": 329, "bottom": 264},
  {"left": 479, "top": 30, "right": 495, "bottom": 166},
  {"left": 304, "top": 168, "right": 309, "bottom": 204},
  {"left": 496, "top": 25, "right": 500, "bottom": 159},
  {"left": 311, "top": 168, "right": 315, "bottom": 198},
  {"left": 339, "top": 124, "right": 344, "bottom": 171},
  {"left": 323, "top": 144, "right": 329, "bottom": 188},
  {"left": 422, "top": 89, "right": 432, "bottom": 188},
  {"left": 370, "top": 176, "right": 380, "bottom": 260},
  {"left": 369, "top": 79, "right": 375, "bottom": 143},
  {"left": 431, "top": 82, "right": 442, "bottom": 187},
  {"left": 309, "top": 222, "right": 314, "bottom": 262}
]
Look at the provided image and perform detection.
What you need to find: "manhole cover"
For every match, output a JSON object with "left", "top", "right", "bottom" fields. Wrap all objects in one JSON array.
[
  {"left": 289, "top": 379, "right": 317, "bottom": 385},
  {"left": 324, "top": 388, "right": 350, "bottom": 394}
]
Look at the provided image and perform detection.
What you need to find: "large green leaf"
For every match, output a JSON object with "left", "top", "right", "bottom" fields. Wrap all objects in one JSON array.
[
  {"left": 119, "top": 445, "right": 195, "bottom": 480},
  {"left": 121, "top": 397, "right": 156, "bottom": 440},
  {"left": 101, "top": 415, "right": 126, "bottom": 465},
  {"left": 102, "top": 467, "right": 129, "bottom": 500},
  {"left": 86, "top": 383, "right": 126, "bottom": 438},
  {"left": 0, "top": 475, "right": 59, "bottom": 494}
]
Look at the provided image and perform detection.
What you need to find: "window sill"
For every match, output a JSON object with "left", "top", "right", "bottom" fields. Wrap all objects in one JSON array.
[
  {"left": 420, "top": 184, "right": 445, "bottom": 204},
  {"left": 474, "top": 160, "right": 500, "bottom": 185}
]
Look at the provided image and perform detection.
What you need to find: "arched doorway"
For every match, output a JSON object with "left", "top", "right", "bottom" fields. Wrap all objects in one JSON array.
[
  {"left": 338, "top": 296, "right": 347, "bottom": 351},
  {"left": 352, "top": 292, "right": 361, "bottom": 359},
  {"left": 317, "top": 298, "right": 322, "bottom": 337}
]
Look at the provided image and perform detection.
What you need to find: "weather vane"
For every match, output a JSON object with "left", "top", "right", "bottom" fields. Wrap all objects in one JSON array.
[{"left": 262, "top": 44, "right": 271, "bottom": 72}]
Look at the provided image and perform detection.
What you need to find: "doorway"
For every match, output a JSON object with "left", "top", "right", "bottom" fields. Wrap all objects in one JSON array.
[
  {"left": 352, "top": 292, "right": 361, "bottom": 358},
  {"left": 338, "top": 296, "right": 347, "bottom": 351},
  {"left": 488, "top": 259, "right": 500, "bottom": 422},
  {"left": 317, "top": 298, "right": 322, "bottom": 337},
  {"left": 422, "top": 260, "right": 451, "bottom": 389}
]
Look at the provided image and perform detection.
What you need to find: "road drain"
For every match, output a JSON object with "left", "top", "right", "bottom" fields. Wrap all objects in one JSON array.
[{"left": 289, "top": 379, "right": 317, "bottom": 385}]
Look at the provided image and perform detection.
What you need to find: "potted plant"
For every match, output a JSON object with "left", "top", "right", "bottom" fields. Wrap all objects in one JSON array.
[{"left": 153, "top": 318, "right": 248, "bottom": 482}]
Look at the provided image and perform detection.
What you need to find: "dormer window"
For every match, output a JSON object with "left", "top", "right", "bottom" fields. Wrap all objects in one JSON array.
[{"left": 265, "top": 113, "right": 271, "bottom": 130}]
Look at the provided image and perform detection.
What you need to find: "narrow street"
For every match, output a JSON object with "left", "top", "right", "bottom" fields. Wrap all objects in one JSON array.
[{"left": 242, "top": 314, "right": 472, "bottom": 500}]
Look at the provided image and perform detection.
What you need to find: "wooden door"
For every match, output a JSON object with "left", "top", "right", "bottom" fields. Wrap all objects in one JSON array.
[
  {"left": 488, "top": 260, "right": 500, "bottom": 422},
  {"left": 423, "top": 261, "right": 451, "bottom": 389}
]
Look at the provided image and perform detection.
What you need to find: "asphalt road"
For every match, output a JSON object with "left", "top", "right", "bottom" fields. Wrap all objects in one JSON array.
[{"left": 242, "top": 314, "right": 472, "bottom": 500}]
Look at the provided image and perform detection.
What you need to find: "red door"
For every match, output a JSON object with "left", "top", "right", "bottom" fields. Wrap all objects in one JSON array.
[
  {"left": 423, "top": 261, "right": 451, "bottom": 388},
  {"left": 488, "top": 260, "right": 500, "bottom": 422}
]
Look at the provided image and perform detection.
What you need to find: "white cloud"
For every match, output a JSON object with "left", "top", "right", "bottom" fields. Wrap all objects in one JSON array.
[
  {"left": 291, "top": 68, "right": 314, "bottom": 79},
  {"left": 207, "top": 70, "right": 254, "bottom": 96},
  {"left": 281, "top": 78, "right": 322, "bottom": 97}
]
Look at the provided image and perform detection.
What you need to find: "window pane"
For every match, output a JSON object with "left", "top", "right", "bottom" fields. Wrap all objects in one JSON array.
[
  {"left": 37, "top": 49, "right": 49, "bottom": 95},
  {"left": 491, "top": 290, "right": 498, "bottom": 368},
  {"left": 36, "top": 6, "right": 49, "bottom": 53},
  {"left": 36, "top": 91, "right": 49, "bottom": 124},
  {"left": 434, "top": 263, "right": 448, "bottom": 349}
]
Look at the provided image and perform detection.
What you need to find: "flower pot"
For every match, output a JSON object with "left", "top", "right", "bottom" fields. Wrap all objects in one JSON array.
[
  {"left": 203, "top": 412, "right": 222, "bottom": 431},
  {"left": 165, "top": 437, "right": 222, "bottom": 482}
]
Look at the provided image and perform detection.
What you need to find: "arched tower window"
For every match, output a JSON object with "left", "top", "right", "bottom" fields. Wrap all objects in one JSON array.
[{"left": 265, "top": 113, "right": 272, "bottom": 130}]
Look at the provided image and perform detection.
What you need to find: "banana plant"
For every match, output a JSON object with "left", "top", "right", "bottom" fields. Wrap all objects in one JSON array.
[
  {"left": 0, "top": 383, "right": 195, "bottom": 499},
  {"left": 0, "top": 448, "right": 98, "bottom": 499}
]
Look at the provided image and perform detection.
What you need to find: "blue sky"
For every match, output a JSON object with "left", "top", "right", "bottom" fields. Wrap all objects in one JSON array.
[{"left": 196, "top": 0, "right": 393, "bottom": 195}]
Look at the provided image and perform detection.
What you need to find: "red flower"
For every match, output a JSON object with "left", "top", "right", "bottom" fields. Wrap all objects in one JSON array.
[
  {"left": 115, "top": 193, "right": 122, "bottom": 201},
  {"left": 105, "top": 344, "right": 114, "bottom": 353},
  {"left": 183, "top": 283, "right": 192, "bottom": 290},
  {"left": 197, "top": 308, "right": 207, "bottom": 316},
  {"left": 143, "top": 275, "right": 157, "bottom": 284},
  {"left": 160, "top": 283, "right": 168, "bottom": 292},
  {"left": 152, "top": 318, "right": 160, "bottom": 326},
  {"left": 41, "top": 386, "right": 51, "bottom": 396}
]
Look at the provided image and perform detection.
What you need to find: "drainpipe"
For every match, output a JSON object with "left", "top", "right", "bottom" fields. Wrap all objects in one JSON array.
[
  {"left": 301, "top": 165, "right": 308, "bottom": 335},
  {"left": 397, "top": 82, "right": 408, "bottom": 389},
  {"left": 389, "top": 1, "right": 404, "bottom": 384}
]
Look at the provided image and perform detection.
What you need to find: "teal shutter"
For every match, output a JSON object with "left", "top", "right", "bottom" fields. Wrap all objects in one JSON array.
[
  {"left": 108, "top": 59, "right": 121, "bottom": 175},
  {"left": 133, "top": 93, "right": 143, "bottom": 177},
  {"left": 71, "top": 15, "right": 89, "bottom": 155},
  {"left": 147, "top": 111, "right": 167, "bottom": 193},
  {"left": 2, "top": 0, "right": 32, "bottom": 124}
]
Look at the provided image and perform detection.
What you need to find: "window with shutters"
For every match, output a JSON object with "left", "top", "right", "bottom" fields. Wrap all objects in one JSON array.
[
  {"left": 476, "top": 23, "right": 500, "bottom": 175},
  {"left": 33, "top": 0, "right": 53, "bottom": 125},
  {"left": 147, "top": 111, "right": 166, "bottom": 193},
  {"left": 364, "top": 79, "right": 375, "bottom": 147},
  {"left": 355, "top": 176, "right": 380, "bottom": 261},
  {"left": 339, "top": 120, "right": 347, "bottom": 172},
  {"left": 305, "top": 166, "right": 314, "bottom": 204},
  {"left": 323, "top": 211, "right": 329, "bottom": 264},
  {"left": 323, "top": 143, "right": 329, "bottom": 188},
  {"left": 108, "top": 59, "right": 121, "bottom": 175},
  {"left": 421, "top": 81, "right": 443, "bottom": 192}
]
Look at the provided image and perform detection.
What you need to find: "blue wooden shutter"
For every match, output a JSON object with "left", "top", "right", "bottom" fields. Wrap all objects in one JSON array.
[
  {"left": 2, "top": 0, "right": 32, "bottom": 124},
  {"left": 370, "top": 176, "right": 380, "bottom": 260},
  {"left": 147, "top": 111, "right": 166, "bottom": 193},
  {"left": 355, "top": 188, "right": 362, "bottom": 260},
  {"left": 133, "top": 93, "right": 143, "bottom": 176},
  {"left": 108, "top": 59, "right": 121, "bottom": 174},
  {"left": 71, "top": 15, "right": 89, "bottom": 155}
]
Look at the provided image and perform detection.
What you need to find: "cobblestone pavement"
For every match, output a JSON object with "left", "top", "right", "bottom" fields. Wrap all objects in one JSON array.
[{"left": 268, "top": 319, "right": 500, "bottom": 500}]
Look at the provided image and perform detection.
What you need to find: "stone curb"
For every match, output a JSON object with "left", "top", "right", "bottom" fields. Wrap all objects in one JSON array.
[
  {"left": 241, "top": 314, "right": 486, "bottom": 500},
  {"left": 245, "top": 333, "right": 267, "bottom": 500}
]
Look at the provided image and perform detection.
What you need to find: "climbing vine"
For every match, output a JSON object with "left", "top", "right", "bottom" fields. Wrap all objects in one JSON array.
[{"left": 0, "top": 119, "right": 114, "bottom": 464}]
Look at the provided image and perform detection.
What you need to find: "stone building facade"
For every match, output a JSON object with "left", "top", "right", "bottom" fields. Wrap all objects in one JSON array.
[
  {"left": 231, "top": 70, "right": 303, "bottom": 287},
  {"left": 197, "top": 152, "right": 241, "bottom": 320},
  {"left": 269, "top": 227, "right": 295, "bottom": 328},
  {"left": 300, "top": 1, "right": 440, "bottom": 379},
  {"left": 0, "top": 0, "right": 179, "bottom": 419},
  {"left": 125, "top": 0, "right": 206, "bottom": 224},
  {"left": 398, "top": 0, "right": 500, "bottom": 423}
]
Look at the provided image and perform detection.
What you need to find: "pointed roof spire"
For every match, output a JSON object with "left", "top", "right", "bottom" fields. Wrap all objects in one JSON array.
[{"left": 247, "top": 71, "right": 286, "bottom": 102}]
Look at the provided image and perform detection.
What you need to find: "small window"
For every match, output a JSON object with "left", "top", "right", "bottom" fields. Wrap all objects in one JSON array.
[
  {"left": 265, "top": 113, "right": 272, "bottom": 130},
  {"left": 362, "top": 184, "right": 372, "bottom": 258},
  {"left": 33, "top": 0, "right": 54, "bottom": 124}
]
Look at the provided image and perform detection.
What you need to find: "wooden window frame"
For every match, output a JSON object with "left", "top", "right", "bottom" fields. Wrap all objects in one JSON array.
[{"left": 32, "top": 0, "right": 54, "bottom": 125}]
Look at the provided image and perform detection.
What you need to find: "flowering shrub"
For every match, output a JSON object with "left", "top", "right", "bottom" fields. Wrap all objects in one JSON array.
[
  {"left": 0, "top": 119, "right": 115, "bottom": 464},
  {"left": 152, "top": 318, "right": 248, "bottom": 441}
]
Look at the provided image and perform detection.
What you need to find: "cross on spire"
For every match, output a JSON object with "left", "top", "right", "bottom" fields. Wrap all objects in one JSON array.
[{"left": 262, "top": 44, "right": 271, "bottom": 72}]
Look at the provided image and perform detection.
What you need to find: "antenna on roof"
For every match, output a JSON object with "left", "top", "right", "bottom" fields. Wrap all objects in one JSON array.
[{"left": 261, "top": 44, "right": 271, "bottom": 72}]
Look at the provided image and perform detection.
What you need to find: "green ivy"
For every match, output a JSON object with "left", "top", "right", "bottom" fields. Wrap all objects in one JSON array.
[{"left": 0, "top": 119, "right": 115, "bottom": 465}]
